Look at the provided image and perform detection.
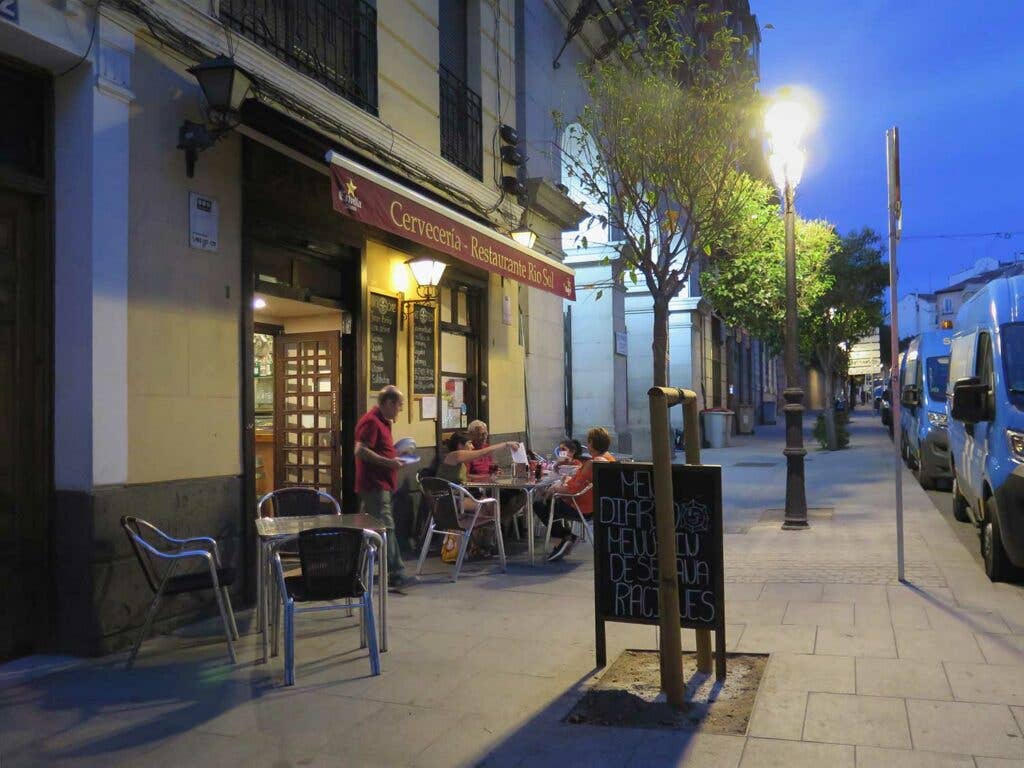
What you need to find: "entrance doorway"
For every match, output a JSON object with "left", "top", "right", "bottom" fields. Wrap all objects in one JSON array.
[
  {"left": 253, "top": 293, "right": 347, "bottom": 504},
  {"left": 0, "top": 189, "right": 49, "bottom": 661}
]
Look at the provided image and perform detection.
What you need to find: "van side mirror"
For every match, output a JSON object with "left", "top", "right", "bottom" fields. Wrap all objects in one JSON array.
[
  {"left": 951, "top": 377, "right": 990, "bottom": 424},
  {"left": 901, "top": 387, "right": 919, "bottom": 408}
]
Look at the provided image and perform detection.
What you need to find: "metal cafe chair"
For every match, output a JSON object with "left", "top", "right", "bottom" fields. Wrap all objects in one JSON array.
[
  {"left": 272, "top": 527, "right": 382, "bottom": 685},
  {"left": 415, "top": 477, "right": 505, "bottom": 582},
  {"left": 120, "top": 516, "right": 239, "bottom": 668},
  {"left": 544, "top": 483, "right": 594, "bottom": 555}
]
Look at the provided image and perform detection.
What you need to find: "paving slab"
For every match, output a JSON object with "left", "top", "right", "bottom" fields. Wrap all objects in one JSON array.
[
  {"left": 976, "top": 634, "right": 1024, "bottom": 665},
  {"left": 803, "top": 692, "right": 912, "bottom": 749},
  {"left": 735, "top": 624, "right": 816, "bottom": 654},
  {"left": 815, "top": 624, "right": 897, "bottom": 658},
  {"left": 739, "top": 737, "right": 854, "bottom": 767},
  {"left": 760, "top": 583, "right": 826, "bottom": 602},
  {"left": 855, "top": 657, "right": 953, "bottom": 700},
  {"left": 894, "top": 627, "right": 986, "bottom": 662},
  {"left": 783, "top": 601, "right": 855, "bottom": 626},
  {"left": 944, "top": 663, "right": 1024, "bottom": 706},
  {"left": 854, "top": 746, "right": 974, "bottom": 767},
  {"left": 907, "top": 699, "right": 1024, "bottom": 759}
]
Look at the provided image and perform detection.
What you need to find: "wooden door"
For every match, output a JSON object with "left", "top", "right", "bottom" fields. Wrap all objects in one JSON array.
[
  {"left": 273, "top": 331, "right": 342, "bottom": 501},
  {"left": 0, "top": 191, "right": 45, "bottom": 660}
]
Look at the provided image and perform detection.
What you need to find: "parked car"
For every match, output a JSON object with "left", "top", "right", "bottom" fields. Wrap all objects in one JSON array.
[
  {"left": 947, "top": 275, "right": 1024, "bottom": 581},
  {"left": 899, "top": 331, "right": 953, "bottom": 489},
  {"left": 881, "top": 387, "right": 893, "bottom": 438}
]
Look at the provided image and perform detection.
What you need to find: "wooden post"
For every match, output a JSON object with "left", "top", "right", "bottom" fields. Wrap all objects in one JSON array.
[{"left": 648, "top": 387, "right": 685, "bottom": 709}]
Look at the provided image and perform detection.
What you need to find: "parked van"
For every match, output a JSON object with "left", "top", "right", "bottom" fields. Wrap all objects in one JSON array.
[
  {"left": 947, "top": 275, "right": 1024, "bottom": 581},
  {"left": 899, "top": 331, "right": 952, "bottom": 489}
]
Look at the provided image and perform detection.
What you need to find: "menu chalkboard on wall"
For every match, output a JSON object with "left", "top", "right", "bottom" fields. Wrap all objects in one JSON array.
[
  {"left": 411, "top": 305, "right": 436, "bottom": 395},
  {"left": 591, "top": 462, "right": 725, "bottom": 669},
  {"left": 368, "top": 292, "right": 398, "bottom": 390}
]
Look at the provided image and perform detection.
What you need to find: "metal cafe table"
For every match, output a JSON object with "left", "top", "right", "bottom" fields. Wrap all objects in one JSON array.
[
  {"left": 462, "top": 473, "right": 563, "bottom": 564},
  {"left": 256, "top": 513, "right": 389, "bottom": 663}
]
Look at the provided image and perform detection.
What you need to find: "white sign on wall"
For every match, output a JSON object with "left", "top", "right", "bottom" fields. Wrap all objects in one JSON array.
[
  {"left": 615, "top": 331, "right": 628, "bottom": 356},
  {"left": 189, "top": 192, "right": 219, "bottom": 251}
]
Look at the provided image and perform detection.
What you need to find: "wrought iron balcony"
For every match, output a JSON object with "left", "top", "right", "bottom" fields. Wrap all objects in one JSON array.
[
  {"left": 439, "top": 65, "right": 482, "bottom": 180},
  {"left": 220, "top": 0, "right": 378, "bottom": 116}
]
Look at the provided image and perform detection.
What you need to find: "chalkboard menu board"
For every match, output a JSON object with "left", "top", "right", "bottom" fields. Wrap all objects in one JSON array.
[
  {"left": 368, "top": 292, "right": 398, "bottom": 390},
  {"left": 411, "top": 305, "right": 436, "bottom": 395},
  {"left": 592, "top": 462, "right": 725, "bottom": 665}
]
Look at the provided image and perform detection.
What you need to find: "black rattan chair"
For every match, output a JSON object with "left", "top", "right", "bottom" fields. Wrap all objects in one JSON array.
[
  {"left": 120, "top": 516, "right": 239, "bottom": 668},
  {"left": 272, "top": 527, "right": 381, "bottom": 684}
]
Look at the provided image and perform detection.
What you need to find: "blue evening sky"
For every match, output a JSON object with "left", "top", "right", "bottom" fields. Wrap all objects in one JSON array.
[{"left": 755, "top": 1, "right": 1024, "bottom": 297}]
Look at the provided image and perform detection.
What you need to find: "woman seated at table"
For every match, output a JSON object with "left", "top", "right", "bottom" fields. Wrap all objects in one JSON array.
[
  {"left": 535, "top": 427, "right": 615, "bottom": 562},
  {"left": 554, "top": 438, "right": 584, "bottom": 471},
  {"left": 437, "top": 432, "right": 519, "bottom": 512}
]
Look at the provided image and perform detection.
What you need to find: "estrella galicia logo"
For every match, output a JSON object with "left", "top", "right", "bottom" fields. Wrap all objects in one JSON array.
[{"left": 0, "top": 0, "right": 18, "bottom": 24}]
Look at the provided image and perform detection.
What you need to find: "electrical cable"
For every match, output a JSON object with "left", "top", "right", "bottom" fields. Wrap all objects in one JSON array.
[
  {"left": 55, "top": 0, "right": 101, "bottom": 78},
  {"left": 901, "top": 231, "right": 1024, "bottom": 241},
  {"left": 118, "top": 0, "right": 519, "bottom": 227}
]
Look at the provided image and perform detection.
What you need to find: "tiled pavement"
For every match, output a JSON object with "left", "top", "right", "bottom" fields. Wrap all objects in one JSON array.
[{"left": 5, "top": 416, "right": 1024, "bottom": 767}]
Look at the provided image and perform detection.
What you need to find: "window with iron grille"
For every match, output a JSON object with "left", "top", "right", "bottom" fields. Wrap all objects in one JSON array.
[
  {"left": 219, "top": 0, "right": 378, "bottom": 116},
  {"left": 439, "top": 65, "right": 482, "bottom": 179}
]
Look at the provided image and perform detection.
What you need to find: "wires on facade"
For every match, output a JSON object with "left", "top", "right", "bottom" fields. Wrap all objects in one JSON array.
[
  {"left": 117, "top": 0, "right": 519, "bottom": 229},
  {"left": 55, "top": 0, "right": 102, "bottom": 78}
]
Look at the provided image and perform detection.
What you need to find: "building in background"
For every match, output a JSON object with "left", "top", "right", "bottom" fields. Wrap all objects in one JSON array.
[{"left": 0, "top": 0, "right": 576, "bottom": 659}]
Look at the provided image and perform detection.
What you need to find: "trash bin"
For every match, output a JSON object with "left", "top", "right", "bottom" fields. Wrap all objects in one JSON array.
[
  {"left": 703, "top": 410, "right": 733, "bottom": 448},
  {"left": 762, "top": 400, "right": 777, "bottom": 425},
  {"left": 736, "top": 404, "right": 755, "bottom": 434}
]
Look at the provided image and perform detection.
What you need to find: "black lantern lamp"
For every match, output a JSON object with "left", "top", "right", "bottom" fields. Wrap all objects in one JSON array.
[{"left": 178, "top": 55, "right": 254, "bottom": 178}]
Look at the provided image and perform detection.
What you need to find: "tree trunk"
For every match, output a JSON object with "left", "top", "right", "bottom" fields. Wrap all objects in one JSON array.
[
  {"left": 652, "top": 295, "right": 670, "bottom": 388},
  {"left": 822, "top": 361, "right": 838, "bottom": 451}
]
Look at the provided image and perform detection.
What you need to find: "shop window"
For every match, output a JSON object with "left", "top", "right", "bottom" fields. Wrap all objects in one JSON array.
[{"left": 439, "top": 279, "right": 481, "bottom": 432}]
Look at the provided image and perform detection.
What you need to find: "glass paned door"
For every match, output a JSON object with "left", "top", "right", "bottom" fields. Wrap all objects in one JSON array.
[{"left": 274, "top": 331, "right": 342, "bottom": 501}]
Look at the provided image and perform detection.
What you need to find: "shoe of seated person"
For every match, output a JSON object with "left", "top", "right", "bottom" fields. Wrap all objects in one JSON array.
[{"left": 547, "top": 535, "right": 576, "bottom": 562}]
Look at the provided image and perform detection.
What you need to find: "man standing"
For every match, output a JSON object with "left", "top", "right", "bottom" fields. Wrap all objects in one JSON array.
[{"left": 355, "top": 386, "right": 415, "bottom": 591}]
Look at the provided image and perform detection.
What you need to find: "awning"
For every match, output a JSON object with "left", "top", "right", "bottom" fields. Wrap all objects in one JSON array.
[{"left": 325, "top": 151, "right": 576, "bottom": 301}]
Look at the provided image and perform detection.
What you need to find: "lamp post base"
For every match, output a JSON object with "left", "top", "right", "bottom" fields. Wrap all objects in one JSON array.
[{"left": 782, "top": 386, "right": 808, "bottom": 529}]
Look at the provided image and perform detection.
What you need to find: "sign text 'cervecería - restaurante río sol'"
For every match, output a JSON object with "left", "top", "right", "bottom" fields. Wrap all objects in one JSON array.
[{"left": 327, "top": 153, "right": 576, "bottom": 301}]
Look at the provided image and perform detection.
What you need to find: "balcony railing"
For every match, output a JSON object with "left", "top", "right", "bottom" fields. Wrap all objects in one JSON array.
[
  {"left": 439, "top": 65, "right": 482, "bottom": 180},
  {"left": 220, "top": 0, "right": 378, "bottom": 116}
]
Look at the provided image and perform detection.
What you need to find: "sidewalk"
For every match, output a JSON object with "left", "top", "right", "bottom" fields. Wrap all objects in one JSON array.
[{"left": 4, "top": 415, "right": 1024, "bottom": 767}]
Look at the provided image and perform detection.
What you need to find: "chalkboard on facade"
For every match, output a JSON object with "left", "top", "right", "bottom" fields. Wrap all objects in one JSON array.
[
  {"left": 368, "top": 292, "right": 398, "bottom": 390},
  {"left": 411, "top": 304, "right": 436, "bottom": 396},
  {"left": 591, "top": 462, "right": 725, "bottom": 667}
]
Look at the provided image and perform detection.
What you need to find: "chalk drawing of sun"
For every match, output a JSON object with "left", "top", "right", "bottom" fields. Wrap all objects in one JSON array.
[{"left": 679, "top": 499, "right": 710, "bottom": 534}]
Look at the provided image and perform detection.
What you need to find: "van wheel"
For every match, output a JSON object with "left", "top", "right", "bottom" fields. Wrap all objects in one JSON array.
[
  {"left": 983, "top": 497, "right": 1014, "bottom": 582},
  {"left": 951, "top": 476, "right": 971, "bottom": 522}
]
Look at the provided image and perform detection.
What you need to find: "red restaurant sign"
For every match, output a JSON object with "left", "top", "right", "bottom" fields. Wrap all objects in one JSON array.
[{"left": 327, "top": 153, "right": 576, "bottom": 301}]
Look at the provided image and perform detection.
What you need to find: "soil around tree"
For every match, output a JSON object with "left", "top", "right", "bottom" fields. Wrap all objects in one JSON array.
[{"left": 565, "top": 650, "right": 767, "bottom": 734}]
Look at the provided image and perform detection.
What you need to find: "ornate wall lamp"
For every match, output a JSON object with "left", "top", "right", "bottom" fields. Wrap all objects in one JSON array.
[
  {"left": 399, "top": 257, "right": 447, "bottom": 328},
  {"left": 178, "top": 55, "right": 254, "bottom": 177}
]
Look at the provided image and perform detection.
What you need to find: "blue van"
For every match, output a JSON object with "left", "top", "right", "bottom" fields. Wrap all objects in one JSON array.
[
  {"left": 899, "top": 331, "right": 952, "bottom": 489},
  {"left": 947, "top": 276, "right": 1024, "bottom": 581}
]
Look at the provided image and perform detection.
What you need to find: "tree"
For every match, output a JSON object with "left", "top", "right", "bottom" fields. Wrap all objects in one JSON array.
[
  {"left": 806, "top": 228, "right": 888, "bottom": 449},
  {"left": 557, "top": 0, "right": 764, "bottom": 388},
  {"left": 698, "top": 181, "right": 837, "bottom": 357}
]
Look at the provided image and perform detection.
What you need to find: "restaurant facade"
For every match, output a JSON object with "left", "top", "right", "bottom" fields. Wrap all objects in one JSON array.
[{"left": 0, "top": 0, "right": 578, "bottom": 658}]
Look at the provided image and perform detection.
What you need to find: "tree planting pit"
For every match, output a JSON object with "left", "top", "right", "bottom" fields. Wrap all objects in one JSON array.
[{"left": 565, "top": 650, "right": 767, "bottom": 734}]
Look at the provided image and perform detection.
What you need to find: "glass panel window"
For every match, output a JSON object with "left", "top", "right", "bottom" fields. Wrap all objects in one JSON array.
[
  {"left": 440, "top": 286, "right": 452, "bottom": 323},
  {"left": 441, "top": 332, "right": 468, "bottom": 374}
]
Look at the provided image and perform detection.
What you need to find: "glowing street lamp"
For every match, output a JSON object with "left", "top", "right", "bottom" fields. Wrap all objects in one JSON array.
[{"left": 766, "top": 93, "right": 811, "bottom": 530}]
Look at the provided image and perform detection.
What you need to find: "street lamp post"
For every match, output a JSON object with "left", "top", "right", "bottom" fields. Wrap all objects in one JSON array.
[{"left": 766, "top": 98, "right": 810, "bottom": 530}]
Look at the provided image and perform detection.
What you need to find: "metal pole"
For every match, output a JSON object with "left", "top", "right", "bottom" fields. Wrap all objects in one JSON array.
[
  {"left": 782, "top": 182, "right": 809, "bottom": 529},
  {"left": 648, "top": 387, "right": 685, "bottom": 709},
  {"left": 886, "top": 126, "right": 906, "bottom": 582}
]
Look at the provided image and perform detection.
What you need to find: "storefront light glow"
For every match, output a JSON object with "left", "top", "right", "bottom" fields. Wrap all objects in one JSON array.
[
  {"left": 407, "top": 257, "right": 447, "bottom": 294},
  {"left": 253, "top": 296, "right": 267, "bottom": 310}
]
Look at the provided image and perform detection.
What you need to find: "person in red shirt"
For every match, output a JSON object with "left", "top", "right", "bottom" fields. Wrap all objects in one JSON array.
[
  {"left": 355, "top": 386, "right": 413, "bottom": 590},
  {"left": 538, "top": 427, "right": 615, "bottom": 561},
  {"left": 465, "top": 420, "right": 498, "bottom": 476}
]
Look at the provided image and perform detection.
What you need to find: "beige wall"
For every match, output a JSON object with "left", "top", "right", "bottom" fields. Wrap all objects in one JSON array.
[
  {"left": 126, "top": 43, "right": 242, "bottom": 484},
  {"left": 363, "top": 239, "right": 527, "bottom": 446}
]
